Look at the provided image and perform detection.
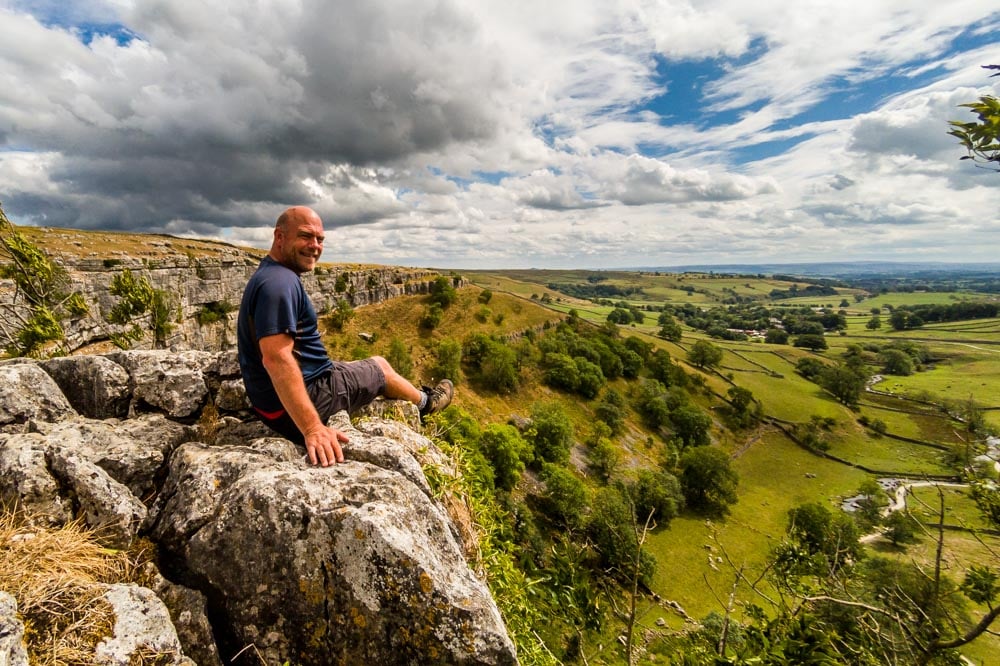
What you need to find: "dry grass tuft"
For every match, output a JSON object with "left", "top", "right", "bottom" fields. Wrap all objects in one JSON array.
[{"left": 0, "top": 507, "right": 155, "bottom": 665}]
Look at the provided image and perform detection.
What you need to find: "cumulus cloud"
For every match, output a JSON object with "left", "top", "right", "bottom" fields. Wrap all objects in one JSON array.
[{"left": 0, "top": 0, "right": 998, "bottom": 266}]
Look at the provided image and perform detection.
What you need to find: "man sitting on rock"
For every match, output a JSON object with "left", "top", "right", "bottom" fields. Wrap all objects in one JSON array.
[{"left": 237, "top": 205, "right": 453, "bottom": 467}]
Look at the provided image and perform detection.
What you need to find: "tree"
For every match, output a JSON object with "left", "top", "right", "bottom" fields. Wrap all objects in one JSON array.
[
  {"left": 948, "top": 65, "right": 1000, "bottom": 170},
  {"left": 433, "top": 338, "right": 462, "bottom": 384},
  {"left": 853, "top": 479, "right": 888, "bottom": 530},
  {"left": 793, "top": 333, "right": 828, "bottom": 351},
  {"left": 479, "top": 424, "right": 532, "bottom": 491},
  {"left": 658, "top": 315, "right": 682, "bottom": 342},
  {"left": 783, "top": 502, "right": 862, "bottom": 575},
  {"left": 573, "top": 357, "right": 605, "bottom": 398},
  {"left": 429, "top": 275, "right": 458, "bottom": 307},
  {"left": 678, "top": 446, "right": 738, "bottom": 517},
  {"left": 866, "top": 315, "right": 881, "bottom": 330},
  {"left": 882, "top": 509, "right": 918, "bottom": 546},
  {"left": 726, "top": 386, "right": 756, "bottom": 427},
  {"left": 627, "top": 469, "right": 682, "bottom": 527},
  {"left": 386, "top": 338, "right": 413, "bottom": 379},
  {"left": 764, "top": 328, "right": 789, "bottom": 344},
  {"left": 540, "top": 463, "right": 587, "bottom": 529},
  {"left": 529, "top": 402, "right": 574, "bottom": 465},
  {"left": 670, "top": 405, "right": 712, "bottom": 448},
  {"left": 541, "top": 352, "right": 580, "bottom": 393},
  {"left": 587, "top": 486, "right": 655, "bottom": 585},
  {"left": 879, "top": 348, "right": 913, "bottom": 376},
  {"left": 479, "top": 341, "right": 519, "bottom": 393},
  {"left": 687, "top": 340, "right": 723, "bottom": 369},
  {"left": 818, "top": 364, "right": 866, "bottom": 406},
  {"left": 0, "top": 205, "right": 88, "bottom": 357}
]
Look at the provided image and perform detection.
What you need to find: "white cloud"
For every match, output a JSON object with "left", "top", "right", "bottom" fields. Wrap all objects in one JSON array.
[{"left": 0, "top": 0, "right": 997, "bottom": 266}]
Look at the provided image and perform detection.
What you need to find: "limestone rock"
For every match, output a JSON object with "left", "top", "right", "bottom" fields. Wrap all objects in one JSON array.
[
  {"left": 0, "top": 592, "right": 29, "bottom": 666},
  {"left": 0, "top": 434, "right": 72, "bottom": 525},
  {"left": 47, "top": 451, "right": 147, "bottom": 549},
  {"left": 214, "top": 378, "right": 249, "bottom": 412},
  {"left": 0, "top": 362, "right": 75, "bottom": 429},
  {"left": 41, "top": 354, "right": 131, "bottom": 419},
  {"left": 28, "top": 415, "right": 193, "bottom": 499},
  {"left": 148, "top": 571, "right": 224, "bottom": 666},
  {"left": 95, "top": 584, "right": 195, "bottom": 666},
  {"left": 107, "top": 350, "right": 213, "bottom": 418},
  {"left": 150, "top": 441, "right": 517, "bottom": 666}
]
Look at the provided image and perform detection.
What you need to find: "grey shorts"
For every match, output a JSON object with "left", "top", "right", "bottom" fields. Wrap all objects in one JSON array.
[
  {"left": 308, "top": 358, "right": 387, "bottom": 422},
  {"left": 256, "top": 358, "right": 386, "bottom": 445}
]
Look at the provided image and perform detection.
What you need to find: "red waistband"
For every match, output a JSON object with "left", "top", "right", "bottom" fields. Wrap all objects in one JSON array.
[{"left": 254, "top": 406, "right": 287, "bottom": 420}]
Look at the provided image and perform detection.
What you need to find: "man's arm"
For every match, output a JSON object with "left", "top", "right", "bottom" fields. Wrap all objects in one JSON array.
[{"left": 259, "top": 333, "right": 348, "bottom": 466}]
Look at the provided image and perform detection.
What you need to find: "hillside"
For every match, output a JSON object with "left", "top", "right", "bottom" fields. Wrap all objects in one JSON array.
[{"left": 2, "top": 225, "right": 999, "bottom": 664}]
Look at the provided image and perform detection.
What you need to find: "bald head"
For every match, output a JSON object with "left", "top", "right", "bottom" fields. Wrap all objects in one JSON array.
[
  {"left": 276, "top": 205, "right": 321, "bottom": 232},
  {"left": 270, "top": 206, "right": 325, "bottom": 274}
]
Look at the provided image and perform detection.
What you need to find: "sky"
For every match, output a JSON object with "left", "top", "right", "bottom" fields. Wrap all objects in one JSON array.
[{"left": 1, "top": 0, "right": 998, "bottom": 269}]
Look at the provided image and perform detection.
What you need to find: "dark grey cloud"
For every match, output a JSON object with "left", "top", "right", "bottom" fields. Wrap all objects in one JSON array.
[{"left": 0, "top": 0, "right": 513, "bottom": 231}]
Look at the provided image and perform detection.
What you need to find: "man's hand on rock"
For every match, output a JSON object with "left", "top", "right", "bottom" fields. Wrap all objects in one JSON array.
[{"left": 304, "top": 425, "right": 348, "bottom": 467}]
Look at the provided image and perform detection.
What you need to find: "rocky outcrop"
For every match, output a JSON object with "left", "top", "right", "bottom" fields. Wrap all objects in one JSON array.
[
  {"left": 19, "top": 249, "right": 454, "bottom": 352},
  {"left": 0, "top": 350, "right": 515, "bottom": 665}
]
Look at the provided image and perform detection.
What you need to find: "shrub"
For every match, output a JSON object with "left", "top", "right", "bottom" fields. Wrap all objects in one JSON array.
[
  {"left": 195, "top": 300, "right": 235, "bottom": 326},
  {"left": 429, "top": 275, "right": 458, "bottom": 308},
  {"left": 386, "top": 337, "right": 413, "bottom": 379},
  {"left": 433, "top": 339, "right": 462, "bottom": 384},
  {"left": 540, "top": 463, "right": 588, "bottom": 529},
  {"left": 480, "top": 424, "right": 532, "bottom": 491},
  {"left": 327, "top": 299, "right": 355, "bottom": 331},
  {"left": 529, "top": 402, "right": 574, "bottom": 466},
  {"left": 420, "top": 304, "right": 443, "bottom": 330}
]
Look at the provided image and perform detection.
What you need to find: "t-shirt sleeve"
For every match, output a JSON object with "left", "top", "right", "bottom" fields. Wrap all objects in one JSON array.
[{"left": 252, "top": 272, "right": 301, "bottom": 340}]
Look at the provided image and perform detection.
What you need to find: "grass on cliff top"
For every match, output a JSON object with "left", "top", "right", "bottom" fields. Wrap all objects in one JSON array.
[{"left": 0, "top": 509, "right": 160, "bottom": 665}]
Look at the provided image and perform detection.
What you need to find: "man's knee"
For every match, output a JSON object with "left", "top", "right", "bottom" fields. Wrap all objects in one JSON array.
[{"left": 370, "top": 355, "right": 392, "bottom": 375}]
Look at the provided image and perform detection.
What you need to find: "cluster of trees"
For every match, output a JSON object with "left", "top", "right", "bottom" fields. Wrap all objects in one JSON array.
[
  {"left": 670, "top": 302, "right": 846, "bottom": 343},
  {"left": 889, "top": 301, "right": 999, "bottom": 330},
  {"left": 768, "top": 283, "right": 839, "bottom": 300},
  {"left": 547, "top": 281, "right": 643, "bottom": 300}
]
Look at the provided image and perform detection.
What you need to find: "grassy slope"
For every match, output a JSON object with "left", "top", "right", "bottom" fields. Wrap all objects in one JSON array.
[{"left": 462, "top": 269, "right": 999, "bottom": 661}]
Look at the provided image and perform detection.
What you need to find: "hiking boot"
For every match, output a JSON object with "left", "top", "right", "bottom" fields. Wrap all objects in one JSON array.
[{"left": 420, "top": 379, "right": 454, "bottom": 418}]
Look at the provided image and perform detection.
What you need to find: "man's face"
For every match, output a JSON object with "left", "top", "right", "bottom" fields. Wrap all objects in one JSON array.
[{"left": 275, "top": 214, "right": 324, "bottom": 274}]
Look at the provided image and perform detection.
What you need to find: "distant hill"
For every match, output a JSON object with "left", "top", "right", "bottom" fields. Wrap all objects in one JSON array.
[{"left": 638, "top": 261, "right": 1000, "bottom": 278}]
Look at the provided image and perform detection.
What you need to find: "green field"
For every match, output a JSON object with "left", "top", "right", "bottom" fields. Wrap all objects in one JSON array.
[{"left": 462, "top": 268, "right": 1000, "bottom": 661}]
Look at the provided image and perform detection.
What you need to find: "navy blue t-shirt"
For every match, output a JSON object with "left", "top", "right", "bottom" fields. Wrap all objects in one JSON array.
[{"left": 237, "top": 256, "right": 333, "bottom": 413}]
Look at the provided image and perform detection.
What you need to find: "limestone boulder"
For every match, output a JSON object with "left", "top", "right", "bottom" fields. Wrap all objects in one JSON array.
[
  {"left": 0, "top": 592, "right": 29, "bottom": 666},
  {"left": 147, "top": 569, "right": 224, "bottom": 666},
  {"left": 47, "top": 451, "right": 147, "bottom": 549},
  {"left": 149, "top": 437, "right": 517, "bottom": 666},
  {"left": 0, "top": 362, "right": 75, "bottom": 428},
  {"left": 28, "top": 415, "right": 194, "bottom": 499},
  {"left": 107, "top": 350, "right": 214, "bottom": 418},
  {"left": 0, "top": 434, "right": 73, "bottom": 525},
  {"left": 41, "top": 354, "right": 131, "bottom": 419},
  {"left": 95, "top": 584, "right": 195, "bottom": 666}
]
